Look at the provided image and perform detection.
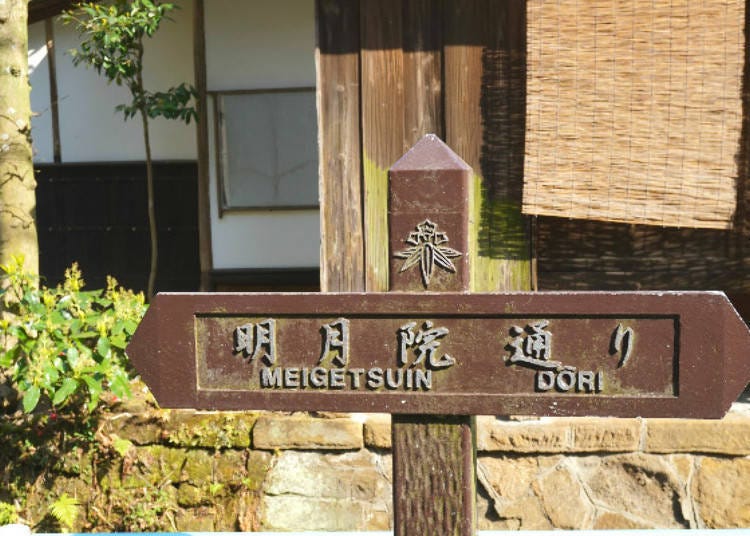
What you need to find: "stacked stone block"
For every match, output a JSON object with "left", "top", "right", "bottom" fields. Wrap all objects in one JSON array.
[{"left": 11, "top": 402, "right": 750, "bottom": 531}]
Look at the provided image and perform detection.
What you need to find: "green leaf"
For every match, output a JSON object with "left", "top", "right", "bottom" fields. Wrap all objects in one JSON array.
[
  {"left": 22, "top": 385, "right": 41, "bottom": 413},
  {"left": 49, "top": 493, "right": 80, "bottom": 530},
  {"left": 113, "top": 437, "right": 134, "bottom": 457},
  {"left": 43, "top": 363, "right": 60, "bottom": 385},
  {"left": 110, "top": 333, "right": 128, "bottom": 349},
  {"left": 109, "top": 371, "right": 131, "bottom": 400},
  {"left": 66, "top": 346, "right": 80, "bottom": 368},
  {"left": 0, "top": 347, "right": 17, "bottom": 368},
  {"left": 96, "top": 336, "right": 111, "bottom": 357},
  {"left": 52, "top": 378, "right": 78, "bottom": 407}
]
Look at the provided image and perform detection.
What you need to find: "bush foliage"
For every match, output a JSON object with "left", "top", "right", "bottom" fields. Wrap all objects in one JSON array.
[{"left": 0, "top": 257, "right": 146, "bottom": 415}]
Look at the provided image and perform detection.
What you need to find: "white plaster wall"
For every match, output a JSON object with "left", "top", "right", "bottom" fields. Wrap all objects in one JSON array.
[
  {"left": 47, "top": 0, "right": 196, "bottom": 163},
  {"left": 29, "top": 0, "right": 319, "bottom": 270},
  {"left": 29, "top": 22, "right": 53, "bottom": 163},
  {"left": 205, "top": 0, "right": 315, "bottom": 92},
  {"left": 205, "top": 0, "right": 319, "bottom": 269}
]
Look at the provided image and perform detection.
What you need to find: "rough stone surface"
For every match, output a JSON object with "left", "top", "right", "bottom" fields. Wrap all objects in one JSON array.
[
  {"left": 164, "top": 411, "right": 256, "bottom": 448},
  {"left": 645, "top": 416, "right": 750, "bottom": 455},
  {"left": 175, "top": 508, "right": 215, "bottom": 532},
  {"left": 593, "top": 512, "right": 651, "bottom": 529},
  {"left": 245, "top": 450, "right": 272, "bottom": 491},
  {"left": 580, "top": 453, "right": 690, "bottom": 528},
  {"left": 363, "top": 414, "right": 391, "bottom": 449},
  {"left": 478, "top": 455, "right": 561, "bottom": 529},
  {"left": 121, "top": 445, "right": 187, "bottom": 488},
  {"left": 183, "top": 449, "right": 213, "bottom": 484},
  {"left": 215, "top": 449, "right": 247, "bottom": 486},
  {"left": 261, "top": 496, "right": 385, "bottom": 531},
  {"left": 693, "top": 457, "right": 750, "bottom": 528},
  {"left": 534, "top": 463, "right": 593, "bottom": 528},
  {"left": 237, "top": 491, "right": 262, "bottom": 531},
  {"left": 261, "top": 450, "right": 391, "bottom": 531},
  {"left": 8, "top": 407, "right": 750, "bottom": 532},
  {"left": 571, "top": 418, "right": 642, "bottom": 452},
  {"left": 177, "top": 483, "right": 206, "bottom": 507},
  {"left": 264, "top": 450, "right": 389, "bottom": 501},
  {"left": 253, "top": 414, "right": 363, "bottom": 450},
  {"left": 104, "top": 413, "right": 166, "bottom": 445},
  {"left": 477, "top": 416, "right": 570, "bottom": 452}
]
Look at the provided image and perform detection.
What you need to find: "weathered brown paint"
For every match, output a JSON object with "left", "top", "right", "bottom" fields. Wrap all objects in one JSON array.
[
  {"left": 392, "top": 415, "right": 475, "bottom": 535},
  {"left": 389, "top": 134, "right": 473, "bottom": 292},
  {"left": 389, "top": 115, "right": 475, "bottom": 535},
  {"left": 127, "top": 290, "right": 750, "bottom": 419}
]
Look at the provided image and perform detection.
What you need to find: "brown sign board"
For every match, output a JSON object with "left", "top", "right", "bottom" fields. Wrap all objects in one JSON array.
[{"left": 126, "top": 291, "right": 750, "bottom": 418}]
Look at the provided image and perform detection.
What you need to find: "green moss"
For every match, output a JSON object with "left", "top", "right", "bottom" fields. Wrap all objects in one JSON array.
[
  {"left": 121, "top": 446, "right": 186, "bottom": 488},
  {"left": 183, "top": 449, "right": 213, "bottom": 484},
  {"left": 165, "top": 412, "right": 257, "bottom": 449},
  {"left": 470, "top": 173, "right": 532, "bottom": 292},
  {"left": 244, "top": 451, "right": 272, "bottom": 491},
  {"left": 177, "top": 483, "right": 206, "bottom": 507},
  {"left": 214, "top": 449, "right": 247, "bottom": 486},
  {"left": 363, "top": 154, "right": 390, "bottom": 291}
]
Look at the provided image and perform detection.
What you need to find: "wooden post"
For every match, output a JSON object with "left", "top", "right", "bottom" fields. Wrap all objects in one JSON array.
[
  {"left": 316, "top": 0, "right": 364, "bottom": 293},
  {"left": 389, "top": 135, "right": 476, "bottom": 535},
  {"left": 193, "top": 0, "right": 213, "bottom": 290}
]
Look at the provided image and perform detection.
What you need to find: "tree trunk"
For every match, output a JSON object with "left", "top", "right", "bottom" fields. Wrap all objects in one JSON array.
[
  {"left": 0, "top": 0, "right": 38, "bottom": 274},
  {"left": 139, "top": 107, "right": 157, "bottom": 299},
  {"left": 136, "top": 43, "right": 157, "bottom": 299}
]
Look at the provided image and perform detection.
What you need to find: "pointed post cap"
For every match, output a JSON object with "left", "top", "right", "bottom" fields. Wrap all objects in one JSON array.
[
  {"left": 391, "top": 133, "right": 472, "bottom": 172},
  {"left": 389, "top": 134, "right": 473, "bottom": 292}
]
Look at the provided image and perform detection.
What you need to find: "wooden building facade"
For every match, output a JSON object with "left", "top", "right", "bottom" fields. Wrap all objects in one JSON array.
[
  {"left": 316, "top": 0, "right": 750, "bottom": 321},
  {"left": 25, "top": 0, "right": 750, "bottom": 320}
]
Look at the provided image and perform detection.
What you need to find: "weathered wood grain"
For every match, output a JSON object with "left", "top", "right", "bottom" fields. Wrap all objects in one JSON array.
[
  {"left": 403, "top": 0, "right": 443, "bottom": 145},
  {"left": 361, "top": 0, "right": 405, "bottom": 292},
  {"left": 393, "top": 415, "right": 476, "bottom": 536},
  {"left": 193, "top": 0, "right": 213, "bottom": 290},
  {"left": 444, "top": 0, "right": 532, "bottom": 293},
  {"left": 316, "top": 0, "right": 365, "bottom": 293}
]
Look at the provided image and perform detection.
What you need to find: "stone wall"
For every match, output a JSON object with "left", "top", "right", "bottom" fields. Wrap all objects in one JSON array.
[{"left": 8, "top": 393, "right": 750, "bottom": 531}]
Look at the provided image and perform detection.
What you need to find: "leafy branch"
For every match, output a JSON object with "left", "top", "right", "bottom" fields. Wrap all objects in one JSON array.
[{"left": 60, "top": 0, "right": 198, "bottom": 298}]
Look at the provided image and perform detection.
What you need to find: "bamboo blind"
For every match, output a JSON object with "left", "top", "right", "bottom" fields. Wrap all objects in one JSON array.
[{"left": 523, "top": 0, "right": 744, "bottom": 229}]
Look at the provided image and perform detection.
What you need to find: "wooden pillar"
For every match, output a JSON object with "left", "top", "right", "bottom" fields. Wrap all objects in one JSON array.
[
  {"left": 193, "top": 0, "right": 213, "bottom": 290},
  {"left": 389, "top": 135, "right": 476, "bottom": 536},
  {"left": 316, "top": 0, "right": 364, "bottom": 292}
]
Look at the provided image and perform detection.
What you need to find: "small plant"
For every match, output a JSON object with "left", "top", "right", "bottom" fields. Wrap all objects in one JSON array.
[
  {"left": 49, "top": 493, "right": 80, "bottom": 532},
  {"left": 0, "top": 256, "right": 147, "bottom": 416},
  {"left": 60, "top": 1, "right": 198, "bottom": 297},
  {"left": 0, "top": 501, "right": 18, "bottom": 525}
]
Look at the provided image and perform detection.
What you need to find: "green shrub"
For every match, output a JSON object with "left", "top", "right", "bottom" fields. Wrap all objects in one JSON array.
[
  {"left": 0, "top": 256, "right": 147, "bottom": 415},
  {"left": 0, "top": 501, "right": 17, "bottom": 525}
]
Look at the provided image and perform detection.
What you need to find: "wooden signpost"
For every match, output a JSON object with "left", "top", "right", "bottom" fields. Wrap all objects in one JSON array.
[
  {"left": 128, "top": 291, "right": 750, "bottom": 418},
  {"left": 127, "top": 136, "right": 750, "bottom": 535}
]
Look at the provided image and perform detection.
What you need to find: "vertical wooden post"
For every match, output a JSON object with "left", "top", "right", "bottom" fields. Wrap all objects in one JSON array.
[
  {"left": 316, "top": 0, "right": 364, "bottom": 293},
  {"left": 193, "top": 0, "right": 213, "bottom": 290},
  {"left": 389, "top": 134, "right": 476, "bottom": 536}
]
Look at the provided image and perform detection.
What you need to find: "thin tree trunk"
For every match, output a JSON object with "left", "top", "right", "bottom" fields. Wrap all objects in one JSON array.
[
  {"left": 135, "top": 45, "right": 157, "bottom": 298},
  {"left": 0, "top": 0, "right": 38, "bottom": 275},
  {"left": 140, "top": 108, "right": 157, "bottom": 298}
]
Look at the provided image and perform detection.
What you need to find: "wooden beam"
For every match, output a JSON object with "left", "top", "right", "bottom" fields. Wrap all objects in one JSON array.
[
  {"left": 316, "top": 0, "right": 364, "bottom": 293},
  {"left": 361, "top": 0, "right": 405, "bottom": 292},
  {"left": 402, "top": 0, "right": 443, "bottom": 146},
  {"left": 444, "top": 0, "right": 532, "bottom": 293},
  {"left": 28, "top": 0, "right": 74, "bottom": 24},
  {"left": 193, "top": 0, "right": 213, "bottom": 290}
]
